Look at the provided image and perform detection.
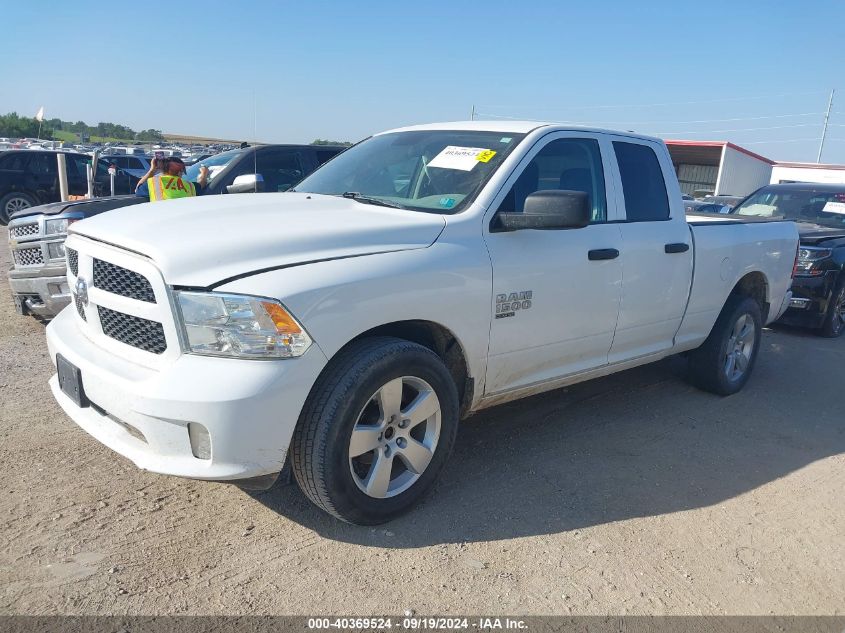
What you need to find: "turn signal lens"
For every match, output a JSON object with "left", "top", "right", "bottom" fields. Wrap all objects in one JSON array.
[{"left": 260, "top": 301, "right": 302, "bottom": 334}]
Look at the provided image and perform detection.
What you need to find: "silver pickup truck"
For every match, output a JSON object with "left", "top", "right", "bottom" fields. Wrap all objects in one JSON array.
[{"left": 7, "top": 196, "right": 146, "bottom": 317}]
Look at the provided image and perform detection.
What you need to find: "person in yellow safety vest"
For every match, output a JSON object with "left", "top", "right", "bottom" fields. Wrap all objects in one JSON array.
[{"left": 136, "top": 157, "right": 209, "bottom": 202}]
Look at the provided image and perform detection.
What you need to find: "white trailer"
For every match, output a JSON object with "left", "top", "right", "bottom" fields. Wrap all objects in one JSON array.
[
  {"left": 771, "top": 162, "right": 845, "bottom": 185},
  {"left": 666, "top": 140, "right": 774, "bottom": 198}
]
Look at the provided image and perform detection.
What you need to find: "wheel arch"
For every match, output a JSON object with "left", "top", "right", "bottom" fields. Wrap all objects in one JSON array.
[
  {"left": 729, "top": 270, "right": 770, "bottom": 323},
  {"left": 335, "top": 319, "right": 475, "bottom": 418}
]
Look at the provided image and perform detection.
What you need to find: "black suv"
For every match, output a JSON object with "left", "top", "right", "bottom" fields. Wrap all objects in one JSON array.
[
  {"left": 0, "top": 151, "right": 137, "bottom": 224},
  {"left": 731, "top": 183, "right": 845, "bottom": 337}
]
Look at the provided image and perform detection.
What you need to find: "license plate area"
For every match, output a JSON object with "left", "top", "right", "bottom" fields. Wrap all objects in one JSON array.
[{"left": 56, "top": 354, "right": 89, "bottom": 408}]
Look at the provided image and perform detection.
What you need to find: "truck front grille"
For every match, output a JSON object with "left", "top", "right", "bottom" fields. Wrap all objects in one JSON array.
[
  {"left": 67, "top": 247, "right": 78, "bottom": 276},
  {"left": 74, "top": 293, "right": 87, "bottom": 321},
  {"left": 93, "top": 259, "right": 156, "bottom": 303},
  {"left": 13, "top": 247, "right": 44, "bottom": 266},
  {"left": 97, "top": 306, "right": 167, "bottom": 354},
  {"left": 10, "top": 223, "right": 39, "bottom": 239}
]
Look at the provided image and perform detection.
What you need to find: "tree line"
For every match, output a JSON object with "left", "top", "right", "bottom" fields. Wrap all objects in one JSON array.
[{"left": 0, "top": 112, "right": 164, "bottom": 142}]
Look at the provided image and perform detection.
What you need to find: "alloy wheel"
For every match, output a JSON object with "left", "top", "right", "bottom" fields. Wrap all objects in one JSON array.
[
  {"left": 5, "top": 196, "right": 32, "bottom": 216},
  {"left": 348, "top": 376, "right": 441, "bottom": 499},
  {"left": 724, "top": 313, "right": 756, "bottom": 383}
]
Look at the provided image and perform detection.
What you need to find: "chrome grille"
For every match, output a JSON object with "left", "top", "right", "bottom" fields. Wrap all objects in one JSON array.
[
  {"left": 67, "top": 247, "right": 78, "bottom": 276},
  {"left": 10, "top": 223, "right": 39, "bottom": 239},
  {"left": 93, "top": 259, "right": 155, "bottom": 303},
  {"left": 74, "top": 293, "right": 87, "bottom": 321},
  {"left": 97, "top": 306, "right": 167, "bottom": 354},
  {"left": 13, "top": 247, "right": 44, "bottom": 266}
]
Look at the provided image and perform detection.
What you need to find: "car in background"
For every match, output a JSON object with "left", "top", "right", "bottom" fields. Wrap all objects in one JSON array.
[
  {"left": 183, "top": 153, "right": 214, "bottom": 166},
  {"left": 100, "top": 154, "right": 151, "bottom": 179},
  {"left": 731, "top": 183, "right": 845, "bottom": 337},
  {"left": 703, "top": 194, "right": 744, "bottom": 210},
  {"left": 182, "top": 143, "right": 346, "bottom": 194},
  {"left": 0, "top": 151, "right": 138, "bottom": 224},
  {"left": 7, "top": 143, "right": 347, "bottom": 316}
]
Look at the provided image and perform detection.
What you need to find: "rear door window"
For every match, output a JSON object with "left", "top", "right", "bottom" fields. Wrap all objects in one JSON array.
[
  {"left": 1, "top": 153, "right": 29, "bottom": 171},
  {"left": 613, "top": 141, "right": 670, "bottom": 222},
  {"left": 258, "top": 150, "right": 306, "bottom": 192}
]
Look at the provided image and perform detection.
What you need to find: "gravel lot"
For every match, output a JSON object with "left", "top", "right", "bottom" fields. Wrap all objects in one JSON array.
[{"left": 0, "top": 226, "right": 842, "bottom": 616}]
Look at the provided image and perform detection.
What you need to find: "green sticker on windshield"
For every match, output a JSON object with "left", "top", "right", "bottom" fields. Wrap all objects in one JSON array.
[{"left": 439, "top": 197, "right": 455, "bottom": 208}]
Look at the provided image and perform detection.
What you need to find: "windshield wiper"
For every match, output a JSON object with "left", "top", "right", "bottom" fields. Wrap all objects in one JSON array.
[{"left": 340, "top": 191, "right": 407, "bottom": 209}]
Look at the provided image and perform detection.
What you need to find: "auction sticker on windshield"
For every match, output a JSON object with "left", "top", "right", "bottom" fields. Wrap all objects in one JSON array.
[
  {"left": 428, "top": 146, "right": 496, "bottom": 171},
  {"left": 822, "top": 201, "right": 845, "bottom": 214}
]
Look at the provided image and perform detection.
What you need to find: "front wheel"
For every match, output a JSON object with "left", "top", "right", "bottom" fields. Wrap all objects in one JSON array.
[
  {"left": 0, "top": 191, "right": 37, "bottom": 225},
  {"left": 688, "top": 295, "right": 762, "bottom": 396},
  {"left": 291, "top": 337, "right": 459, "bottom": 524},
  {"left": 818, "top": 281, "right": 845, "bottom": 338}
]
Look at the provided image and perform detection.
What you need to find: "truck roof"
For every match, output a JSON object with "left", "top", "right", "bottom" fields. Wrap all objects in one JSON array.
[{"left": 382, "top": 120, "right": 664, "bottom": 144}]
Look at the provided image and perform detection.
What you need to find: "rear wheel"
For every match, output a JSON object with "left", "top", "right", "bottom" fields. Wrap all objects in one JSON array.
[
  {"left": 291, "top": 337, "right": 459, "bottom": 524},
  {"left": 0, "top": 192, "right": 37, "bottom": 224},
  {"left": 688, "top": 295, "right": 762, "bottom": 396},
  {"left": 818, "top": 280, "right": 845, "bottom": 338}
]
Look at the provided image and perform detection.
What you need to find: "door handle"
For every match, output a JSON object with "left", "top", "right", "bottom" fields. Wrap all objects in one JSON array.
[
  {"left": 588, "top": 248, "right": 620, "bottom": 261},
  {"left": 665, "top": 243, "right": 690, "bottom": 253}
]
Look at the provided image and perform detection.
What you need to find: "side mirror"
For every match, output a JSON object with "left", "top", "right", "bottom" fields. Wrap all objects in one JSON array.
[
  {"left": 226, "top": 173, "right": 265, "bottom": 194},
  {"left": 495, "top": 190, "right": 591, "bottom": 232}
]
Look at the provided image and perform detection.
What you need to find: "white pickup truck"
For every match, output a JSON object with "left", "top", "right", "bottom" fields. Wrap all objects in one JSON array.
[{"left": 46, "top": 122, "right": 798, "bottom": 524}]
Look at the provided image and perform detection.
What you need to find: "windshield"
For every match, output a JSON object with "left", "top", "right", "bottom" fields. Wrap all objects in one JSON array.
[
  {"left": 732, "top": 187, "right": 845, "bottom": 228},
  {"left": 293, "top": 130, "right": 526, "bottom": 213},
  {"left": 185, "top": 149, "right": 241, "bottom": 183}
]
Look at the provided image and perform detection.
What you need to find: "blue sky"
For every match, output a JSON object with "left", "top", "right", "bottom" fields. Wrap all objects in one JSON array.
[{"left": 1, "top": 0, "right": 843, "bottom": 162}]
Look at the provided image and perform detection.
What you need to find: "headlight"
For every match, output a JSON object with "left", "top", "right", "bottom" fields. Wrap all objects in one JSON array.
[
  {"left": 175, "top": 291, "right": 312, "bottom": 359},
  {"left": 795, "top": 247, "right": 832, "bottom": 276},
  {"left": 45, "top": 218, "right": 77, "bottom": 235},
  {"left": 46, "top": 241, "right": 66, "bottom": 260}
]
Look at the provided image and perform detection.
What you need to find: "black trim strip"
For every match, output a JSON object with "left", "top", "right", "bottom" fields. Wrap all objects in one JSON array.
[{"left": 205, "top": 250, "right": 396, "bottom": 290}]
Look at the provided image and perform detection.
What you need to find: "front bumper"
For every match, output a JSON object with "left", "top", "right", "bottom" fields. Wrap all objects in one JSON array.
[
  {"left": 8, "top": 267, "right": 70, "bottom": 317},
  {"left": 777, "top": 272, "right": 837, "bottom": 329},
  {"left": 46, "top": 307, "right": 328, "bottom": 481}
]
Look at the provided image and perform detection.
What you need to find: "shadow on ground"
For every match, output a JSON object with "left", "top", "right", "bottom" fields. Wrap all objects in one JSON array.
[{"left": 250, "top": 327, "right": 844, "bottom": 547}]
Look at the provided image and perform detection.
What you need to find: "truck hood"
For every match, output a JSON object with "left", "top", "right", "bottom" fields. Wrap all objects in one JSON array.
[
  {"left": 10, "top": 195, "right": 144, "bottom": 221},
  {"left": 796, "top": 222, "right": 845, "bottom": 246},
  {"left": 70, "top": 193, "right": 447, "bottom": 287}
]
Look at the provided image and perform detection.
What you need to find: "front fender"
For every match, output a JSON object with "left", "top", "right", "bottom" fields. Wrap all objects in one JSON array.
[{"left": 216, "top": 240, "right": 492, "bottom": 395}]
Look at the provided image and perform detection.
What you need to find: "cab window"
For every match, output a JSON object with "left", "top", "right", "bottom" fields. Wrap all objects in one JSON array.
[
  {"left": 613, "top": 141, "right": 670, "bottom": 222},
  {"left": 498, "top": 138, "right": 607, "bottom": 222}
]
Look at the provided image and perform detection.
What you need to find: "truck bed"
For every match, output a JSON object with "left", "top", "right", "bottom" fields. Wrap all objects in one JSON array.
[{"left": 686, "top": 212, "right": 792, "bottom": 225}]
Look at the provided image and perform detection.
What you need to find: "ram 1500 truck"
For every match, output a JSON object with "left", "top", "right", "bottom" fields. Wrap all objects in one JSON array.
[
  {"left": 8, "top": 144, "right": 346, "bottom": 318},
  {"left": 46, "top": 122, "right": 798, "bottom": 524}
]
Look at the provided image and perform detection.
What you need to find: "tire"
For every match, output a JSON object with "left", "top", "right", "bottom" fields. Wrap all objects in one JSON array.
[
  {"left": 818, "top": 280, "right": 845, "bottom": 338},
  {"left": 688, "top": 295, "right": 762, "bottom": 396},
  {"left": 291, "top": 336, "right": 459, "bottom": 524},
  {"left": 0, "top": 192, "right": 37, "bottom": 225}
]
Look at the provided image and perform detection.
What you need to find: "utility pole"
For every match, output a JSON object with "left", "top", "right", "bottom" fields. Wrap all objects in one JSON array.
[
  {"left": 817, "top": 89, "right": 835, "bottom": 163},
  {"left": 470, "top": 104, "right": 475, "bottom": 121}
]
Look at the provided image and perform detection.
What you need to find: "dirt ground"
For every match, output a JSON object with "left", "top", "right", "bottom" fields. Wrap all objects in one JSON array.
[{"left": 0, "top": 226, "right": 842, "bottom": 616}]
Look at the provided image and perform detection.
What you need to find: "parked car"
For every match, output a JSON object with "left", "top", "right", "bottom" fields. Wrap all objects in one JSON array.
[
  {"left": 0, "top": 151, "right": 138, "bottom": 224},
  {"left": 7, "top": 144, "right": 346, "bottom": 317},
  {"left": 46, "top": 122, "right": 797, "bottom": 524},
  {"left": 703, "top": 194, "right": 744, "bottom": 210},
  {"left": 100, "top": 154, "right": 151, "bottom": 179},
  {"left": 693, "top": 202, "right": 732, "bottom": 214},
  {"left": 731, "top": 183, "right": 845, "bottom": 336}
]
